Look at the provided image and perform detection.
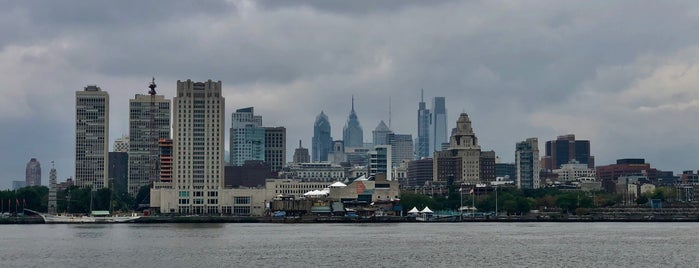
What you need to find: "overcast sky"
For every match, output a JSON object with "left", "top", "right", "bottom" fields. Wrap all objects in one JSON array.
[{"left": 2, "top": 0, "right": 699, "bottom": 189}]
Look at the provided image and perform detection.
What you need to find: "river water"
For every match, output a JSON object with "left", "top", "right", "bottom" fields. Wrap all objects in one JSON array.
[{"left": 0, "top": 222, "right": 697, "bottom": 267}]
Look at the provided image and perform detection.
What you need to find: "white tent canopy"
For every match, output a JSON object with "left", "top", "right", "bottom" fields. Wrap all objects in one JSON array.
[
  {"left": 329, "top": 181, "right": 347, "bottom": 187},
  {"left": 420, "top": 207, "right": 433, "bottom": 213},
  {"left": 408, "top": 207, "right": 420, "bottom": 214}
]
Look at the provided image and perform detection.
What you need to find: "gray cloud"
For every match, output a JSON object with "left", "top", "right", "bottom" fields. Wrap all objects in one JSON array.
[{"left": 2, "top": 1, "right": 699, "bottom": 188}]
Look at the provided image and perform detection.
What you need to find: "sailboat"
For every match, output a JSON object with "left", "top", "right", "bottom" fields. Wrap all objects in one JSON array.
[{"left": 27, "top": 186, "right": 141, "bottom": 223}]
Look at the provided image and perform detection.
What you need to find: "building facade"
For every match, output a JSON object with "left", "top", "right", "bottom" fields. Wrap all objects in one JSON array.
[
  {"left": 416, "top": 89, "right": 431, "bottom": 159},
  {"left": 292, "top": 140, "right": 310, "bottom": 163},
  {"left": 264, "top": 127, "right": 286, "bottom": 172},
  {"left": 342, "top": 96, "right": 364, "bottom": 148},
  {"left": 230, "top": 107, "right": 265, "bottom": 166},
  {"left": 387, "top": 133, "right": 413, "bottom": 167},
  {"left": 543, "top": 134, "right": 594, "bottom": 170},
  {"left": 430, "top": 97, "right": 447, "bottom": 155},
  {"left": 407, "top": 158, "right": 433, "bottom": 187},
  {"left": 108, "top": 152, "right": 128, "bottom": 190},
  {"left": 128, "top": 94, "right": 171, "bottom": 196},
  {"left": 312, "top": 111, "right": 333, "bottom": 162},
  {"left": 25, "top": 158, "right": 41, "bottom": 186},
  {"left": 368, "top": 145, "right": 392, "bottom": 181},
  {"left": 170, "top": 79, "right": 225, "bottom": 214},
  {"left": 113, "top": 136, "right": 129, "bottom": 153},
  {"left": 372, "top": 120, "right": 392, "bottom": 146},
  {"left": 75, "top": 85, "right": 109, "bottom": 189},
  {"left": 516, "top": 138, "right": 540, "bottom": 189},
  {"left": 433, "top": 113, "right": 481, "bottom": 185}
]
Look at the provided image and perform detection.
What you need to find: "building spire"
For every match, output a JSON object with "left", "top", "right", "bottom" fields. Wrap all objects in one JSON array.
[
  {"left": 421, "top": 88, "right": 424, "bottom": 102},
  {"left": 351, "top": 95, "right": 355, "bottom": 112},
  {"left": 388, "top": 96, "right": 392, "bottom": 130}
]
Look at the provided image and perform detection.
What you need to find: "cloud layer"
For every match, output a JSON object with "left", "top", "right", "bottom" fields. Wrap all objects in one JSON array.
[{"left": 1, "top": 0, "right": 699, "bottom": 188}]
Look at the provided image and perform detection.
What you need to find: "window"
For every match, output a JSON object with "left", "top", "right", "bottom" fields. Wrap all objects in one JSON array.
[{"left": 234, "top": 196, "right": 250, "bottom": 204}]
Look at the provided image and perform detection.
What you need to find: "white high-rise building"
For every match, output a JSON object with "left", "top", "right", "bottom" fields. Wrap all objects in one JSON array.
[
  {"left": 75, "top": 85, "right": 109, "bottom": 189},
  {"left": 368, "top": 145, "right": 392, "bottom": 181},
  {"left": 172, "top": 79, "right": 225, "bottom": 214},
  {"left": 128, "top": 94, "right": 171, "bottom": 196}
]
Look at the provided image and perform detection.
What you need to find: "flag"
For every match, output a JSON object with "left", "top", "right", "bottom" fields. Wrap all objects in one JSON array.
[
  {"left": 15, "top": 198, "right": 19, "bottom": 206},
  {"left": 469, "top": 189, "right": 474, "bottom": 195},
  {"left": 23, "top": 198, "right": 26, "bottom": 207}
]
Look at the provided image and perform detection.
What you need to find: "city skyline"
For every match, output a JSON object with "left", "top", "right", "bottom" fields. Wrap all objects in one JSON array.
[{"left": 2, "top": 1, "right": 699, "bottom": 188}]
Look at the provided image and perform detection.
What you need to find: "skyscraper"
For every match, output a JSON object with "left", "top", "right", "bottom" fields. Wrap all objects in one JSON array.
[
  {"left": 172, "top": 79, "right": 225, "bottom": 214},
  {"left": 229, "top": 107, "right": 265, "bottom": 166},
  {"left": 417, "top": 89, "right": 430, "bottom": 159},
  {"left": 293, "top": 140, "right": 310, "bottom": 163},
  {"left": 433, "top": 113, "right": 481, "bottom": 185},
  {"left": 542, "top": 134, "right": 594, "bottom": 170},
  {"left": 516, "top": 138, "right": 540, "bottom": 189},
  {"left": 312, "top": 111, "right": 333, "bottom": 162},
  {"left": 342, "top": 96, "right": 364, "bottom": 148},
  {"left": 75, "top": 85, "right": 109, "bottom": 189},
  {"left": 264, "top": 126, "right": 286, "bottom": 172},
  {"left": 387, "top": 133, "right": 413, "bottom": 167},
  {"left": 48, "top": 161, "right": 57, "bottom": 214},
  {"left": 128, "top": 94, "right": 171, "bottom": 196},
  {"left": 372, "top": 120, "right": 392, "bottom": 146},
  {"left": 430, "top": 97, "right": 447, "bottom": 156},
  {"left": 25, "top": 158, "right": 41, "bottom": 186},
  {"left": 368, "top": 145, "right": 392, "bottom": 181}
]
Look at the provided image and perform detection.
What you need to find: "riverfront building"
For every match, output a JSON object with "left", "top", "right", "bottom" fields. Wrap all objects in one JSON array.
[
  {"left": 128, "top": 94, "right": 171, "bottom": 196},
  {"left": 25, "top": 158, "right": 41, "bottom": 186},
  {"left": 516, "top": 138, "right": 540, "bottom": 189},
  {"left": 542, "top": 134, "right": 594, "bottom": 170},
  {"left": 75, "top": 85, "right": 109, "bottom": 189},
  {"left": 433, "top": 113, "right": 482, "bottom": 185},
  {"left": 229, "top": 107, "right": 265, "bottom": 167}
]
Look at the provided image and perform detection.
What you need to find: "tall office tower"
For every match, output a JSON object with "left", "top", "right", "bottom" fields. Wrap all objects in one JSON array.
[
  {"left": 173, "top": 79, "right": 225, "bottom": 215},
  {"left": 25, "top": 158, "right": 41, "bottom": 186},
  {"left": 372, "top": 120, "right": 392, "bottom": 146},
  {"left": 229, "top": 107, "right": 265, "bottom": 166},
  {"left": 433, "top": 113, "right": 481, "bottom": 185},
  {"left": 128, "top": 94, "right": 171, "bottom": 196},
  {"left": 113, "top": 136, "right": 129, "bottom": 152},
  {"left": 293, "top": 140, "right": 310, "bottom": 163},
  {"left": 159, "top": 139, "right": 173, "bottom": 183},
  {"left": 108, "top": 152, "right": 128, "bottom": 190},
  {"left": 543, "top": 134, "right": 594, "bottom": 170},
  {"left": 429, "top": 97, "right": 447, "bottom": 155},
  {"left": 417, "top": 90, "right": 431, "bottom": 159},
  {"left": 264, "top": 127, "right": 286, "bottom": 172},
  {"left": 312, "top": 111, "right": 333, "bottom": 162},
  {"left": 342, "top": 96, "right": 364, "bottom": 148},
  {"left": 48, "top": 162, "right": 57, "bottom": 214},
  {"left": 387, "top": 133, "right": 413, "bottom": 167},
  {"left": 368, "top": 145, "right": 392, "bottom": 180},
  {"left": 516, "top": 138, "right": 540, "bottom": 189},
  {"left": 75, "top": 85, "right": 109, "bottom": 189}
]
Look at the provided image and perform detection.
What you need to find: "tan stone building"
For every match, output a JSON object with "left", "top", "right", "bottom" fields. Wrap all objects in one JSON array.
[{"left": 433, "top": 113, "right": 482, "bottom": 185}]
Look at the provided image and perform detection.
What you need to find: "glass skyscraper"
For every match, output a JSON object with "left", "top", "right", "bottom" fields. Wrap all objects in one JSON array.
[
  {"left": 417, "top": 90, "right": 430, "bottom": 159},
  {"left": 312, "top": 111, "right": 333, "bottom": 162}
]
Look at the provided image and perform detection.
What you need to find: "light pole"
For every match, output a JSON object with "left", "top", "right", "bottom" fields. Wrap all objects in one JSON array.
[{"left": 495, "top": 185, "right": 498, "bottom": 217}]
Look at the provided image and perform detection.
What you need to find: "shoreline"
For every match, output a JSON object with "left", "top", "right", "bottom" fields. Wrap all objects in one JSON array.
[{"left": 4, "top": 214, "right": 699, "bottom": 224}]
